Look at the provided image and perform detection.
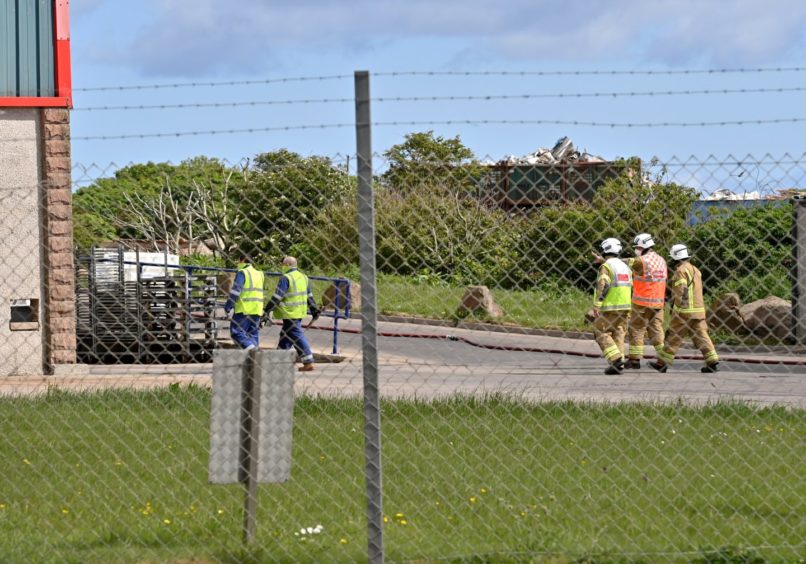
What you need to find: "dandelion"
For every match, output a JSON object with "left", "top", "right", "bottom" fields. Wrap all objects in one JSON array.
[
  {"left": 480, "top": 488, "right": 488, "bottom": 495},
  {"left": 394, "top": 512, "right": 404, "bottom": 519},
  {"left": 399, "top": 519, "right": 408, "bottom": 525},
  {"left": 61, "top": 508, "right": 69, "bottom": 515},
  {"left": 114, "top": 460, "right": 123, "bottom": 466},
  {"left": 217, "top": 509, "right": 225, "bottom": 515},
  {"left": 163, "top": 519, "right": 171, "bottom": 525},
  {"left": 0, "top": 504, "right": 5, "bottom": 510},
  {"left": 340, "top": 538, "right": 348, "bottom": 545},
  {"left": 469, "top": 496, "right": 477, "bottom": 503},
  {"left": 22, "top": 459, "right": 31, "bottom": 465},
  {"left": 383, "top": 516, "right": 389, "bottom": 523}
]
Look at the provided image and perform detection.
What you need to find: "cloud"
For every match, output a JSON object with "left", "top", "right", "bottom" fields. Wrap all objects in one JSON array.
[{"left": 109, "top": 0, "right": 806, "bottom": 76}]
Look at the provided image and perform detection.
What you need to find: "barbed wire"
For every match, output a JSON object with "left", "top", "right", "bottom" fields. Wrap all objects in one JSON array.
[
  {"left": 1, "top": 116, "right": 804, "bottom": 144},
  {"left": 74, "top": 74, "right": 352, "bottom": 92},
  {"left": 71, "top": 67, "right": 806, "bottom": 93},
  {"left": 376, "top": 67, "right": 806, "bottom": 78},
  {"left": 373, "top": 117, "right": 806, "bottom": 128},
  {"left": 72, "top": 86, "right": 806, "bottom": 112}
]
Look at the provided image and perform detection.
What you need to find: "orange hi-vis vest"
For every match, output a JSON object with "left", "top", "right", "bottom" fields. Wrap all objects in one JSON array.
[{"left": 632, "top": 251, "right": 667, "bottom": 309}]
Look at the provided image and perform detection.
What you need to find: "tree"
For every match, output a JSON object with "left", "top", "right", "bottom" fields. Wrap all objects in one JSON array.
[
  {"left": 592, "top": 159, "right": 698, "bottom": 251},
  {"left": 72, "top": 157, "right": 246, "bottom": 256},
  {"left": 381, "top": 131, "right": 484, "bottom": 193},
  {"left": 242, "top": 149, "right": 354, "bottom": 264}
]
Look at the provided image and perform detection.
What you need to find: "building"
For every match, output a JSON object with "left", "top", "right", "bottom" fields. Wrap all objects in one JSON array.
[{"left": 0, "top": 0, "right": 74, "bottom": 375}]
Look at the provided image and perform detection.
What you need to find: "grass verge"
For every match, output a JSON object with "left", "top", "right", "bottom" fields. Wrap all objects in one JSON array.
[{"left": 2, "top": 386, "right": 802, "bottom": 563}]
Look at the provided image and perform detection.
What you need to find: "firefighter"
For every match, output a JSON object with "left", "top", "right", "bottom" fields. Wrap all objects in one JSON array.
[
  {"left": 624, "top": 233, "right": 667, "bottom": 369},
  {"left": 650, "top": 244, "right": 720, "bottom": 373},
  {"left": 223, "top": 255, "right": 265, "bottom": 351},
  {"left": 592, "top": 238, "right": 632, "bottom": 375}
]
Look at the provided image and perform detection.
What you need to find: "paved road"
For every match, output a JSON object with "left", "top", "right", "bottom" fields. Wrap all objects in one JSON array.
[{"left": 7, "top": 318, "right": 806, "bottom": 406}]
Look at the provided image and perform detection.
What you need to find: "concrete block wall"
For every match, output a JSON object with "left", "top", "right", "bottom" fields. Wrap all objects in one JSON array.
[
  {"left": 0, "top": 109, "right": 45, "bottom": 375},
  {"left": 0, "top": 107, "right": 76, "bottom": 376}
]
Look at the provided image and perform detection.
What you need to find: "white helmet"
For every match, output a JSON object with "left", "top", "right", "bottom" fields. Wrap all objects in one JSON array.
[
  {"left": 600, "top": 238, "right": 622, "bottom": 255},
  {"left": 670, "top": 244, "right": 691, "bottom": 260},
  {"left": 633, "top": 233, "right": 655, "bottom": 249}
]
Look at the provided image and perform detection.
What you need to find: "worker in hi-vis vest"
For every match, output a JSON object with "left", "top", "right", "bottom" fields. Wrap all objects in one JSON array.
[
  {"left": 263, "top": 256, "right": 321, "bottom": 372},
  {"left": 650, "top": 244, "right": 720, "bottom": 374},
  {"left": 224, "top": 255, "right": 265, "bottom": 351},
  {"left": 623, "top": 233, "right": 668, "bottom": 369},
  {"left": 591, "top": 238, "right": 632, "bottom": 375}
]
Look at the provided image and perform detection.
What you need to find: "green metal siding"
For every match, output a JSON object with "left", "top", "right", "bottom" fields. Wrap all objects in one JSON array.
[{"left": 0, "top": 0, "right": 54, "bottom": 97}]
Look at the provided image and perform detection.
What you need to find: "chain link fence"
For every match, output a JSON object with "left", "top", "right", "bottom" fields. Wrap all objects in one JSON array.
[{"left": 1, "top": 120, "right": 805, "bottom": 559}]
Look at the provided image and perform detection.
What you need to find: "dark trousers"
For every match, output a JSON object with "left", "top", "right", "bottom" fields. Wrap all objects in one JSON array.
[
  {"left": 279, "top": 318, "right": 314, "bottom": 363},
  {"left": 230, "top": 313, "right": 260, "bottom": 349}
]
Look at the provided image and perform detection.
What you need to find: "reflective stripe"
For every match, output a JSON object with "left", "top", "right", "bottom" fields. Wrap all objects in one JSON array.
[{"left": 602, "top": 344, "right": 621, "bottom": 361}]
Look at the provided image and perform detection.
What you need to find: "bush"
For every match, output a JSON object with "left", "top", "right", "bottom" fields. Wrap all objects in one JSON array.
[{"left": 686, "top": 202, "right": 792, "bottom": 294}]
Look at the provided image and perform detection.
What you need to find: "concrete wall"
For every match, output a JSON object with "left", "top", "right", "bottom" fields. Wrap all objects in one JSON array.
[{"left": 0, "top": 108, "right": 44, "bottom": 375}]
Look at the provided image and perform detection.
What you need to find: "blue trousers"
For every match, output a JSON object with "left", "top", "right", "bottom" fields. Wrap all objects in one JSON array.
[
  {"left": 279, "top": 318, "right": 314, "bottom": 363},
  {"left": 230, "top": 313, "right": 260, "bottom": 349}
]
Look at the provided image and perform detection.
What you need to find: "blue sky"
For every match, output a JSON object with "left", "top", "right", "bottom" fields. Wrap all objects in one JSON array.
[{"left": 70, "top": 0, "right": 806, "bottom": 192}]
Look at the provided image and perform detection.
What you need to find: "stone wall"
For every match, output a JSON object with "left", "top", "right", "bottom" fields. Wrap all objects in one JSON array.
[{"left": 39, "top": 108, "right": 76, "bottom": 370}]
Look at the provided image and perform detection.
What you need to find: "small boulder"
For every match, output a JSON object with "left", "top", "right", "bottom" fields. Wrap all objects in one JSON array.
[
  {"left": 322, "top": 281, "right": 361, "bottom": 313},
  {"left": 707, "top": 293, "right": 745, "bottom": 333},
  {"left": 457, "top": 286, "right": 503, "bottom": 318},
  {"left": 738, "top": 296, "right": 792, "bottom": 340}
]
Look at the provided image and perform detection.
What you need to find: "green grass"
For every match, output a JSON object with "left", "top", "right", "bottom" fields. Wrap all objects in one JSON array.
[
  {"left": 1, "top": 386, "right": 804, "bottom": 563},
  {"left": 374, "top": 274, "right": 592, "bottom": 332}
]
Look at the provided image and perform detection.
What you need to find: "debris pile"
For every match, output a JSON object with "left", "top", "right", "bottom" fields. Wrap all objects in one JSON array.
[{"left": 500, "top": 136, "right": 606, "bottom": 166}]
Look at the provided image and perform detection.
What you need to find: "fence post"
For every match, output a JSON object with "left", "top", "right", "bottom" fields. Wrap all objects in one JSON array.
[
  {"left": 354, "top": 70, "right": 384, "bottom": 564},
  {"left": 239, "top": 349, "right": 261, "bottom": 544},
  {"left": 792, "top": 197, "right": 806, "bottom": 345}
]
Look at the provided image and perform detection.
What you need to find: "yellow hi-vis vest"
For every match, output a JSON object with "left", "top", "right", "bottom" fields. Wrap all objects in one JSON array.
[
  {"left": 594, "top": 258, "right": 632, "bottom": 312},
  {"left": 233, "top": 264, "right": 265, "bottom": 316},
  {"left": 274, "top": 268, "right": 309, "bottom": 320}
]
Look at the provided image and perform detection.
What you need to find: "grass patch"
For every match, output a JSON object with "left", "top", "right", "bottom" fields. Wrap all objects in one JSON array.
[
  {"left": 3, "top": 386, "right": 802, "bottom": 562},
  {"left": 375, "top": 274, "right": 591, "bottom": 331}
]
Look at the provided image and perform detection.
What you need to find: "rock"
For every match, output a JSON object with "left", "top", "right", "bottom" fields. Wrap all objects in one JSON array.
[
  {"left": 738, "top": 296, "right": 792, "bottom": 340},
  {"left": 322, "top": 281, "right": 361, "bottom": 313},
  {"left": 457, "top": 286, "right": 503, "bottom": 318},
  {"left": 707, "top": 292, "right": 745, "bottom": 333},
  {"left": 217, "top": 273, "right": 235, "bottom": 298}
]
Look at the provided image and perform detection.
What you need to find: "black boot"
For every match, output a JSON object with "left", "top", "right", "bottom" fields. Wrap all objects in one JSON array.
[
  {"left": 701, "top": 362, "right": 719, "bottom": 373},
  {"left": 649, "top": 361, "right": 667, "bottom": 373},
  {"left": 625, "top": 359, "right": 641, "bottom": 369},
  {"left": 605, "top": 358, "right": 626, "bottom": 375}
]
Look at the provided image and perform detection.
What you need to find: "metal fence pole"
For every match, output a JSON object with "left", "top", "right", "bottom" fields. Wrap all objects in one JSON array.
[
  {"left": 792, "top": 197, "right": 806, "bottom": 345},
  {"left": 239, "top": 349, "right": 261, "bottom": 544},
  {"left": 354, "top": 70, "right": 384, "bottom": 564}
]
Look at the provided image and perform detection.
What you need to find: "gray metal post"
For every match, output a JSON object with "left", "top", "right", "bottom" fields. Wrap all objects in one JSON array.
[
  {"left": 793, "top": 197, "right": 806, "bottom": 345},
  {"left": 354, "top": 70, "right": 384, "bottom": 564},
  {"left": 239, "top": 349, "right": 261, "bottom": 544}
]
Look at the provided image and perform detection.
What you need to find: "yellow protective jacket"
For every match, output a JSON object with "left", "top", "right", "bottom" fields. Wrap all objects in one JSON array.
[{"left": 670, "top": 260, "right": 706, "bottom": 319}]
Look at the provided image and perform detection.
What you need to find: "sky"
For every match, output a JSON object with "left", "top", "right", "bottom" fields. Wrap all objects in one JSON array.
[{"left": 69, "top": 0, "right": 806, "bottom": 192}]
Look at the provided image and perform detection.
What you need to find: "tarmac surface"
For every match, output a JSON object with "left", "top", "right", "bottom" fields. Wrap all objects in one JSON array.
[{"left": 7, "top": 317, "right": 806, "bottom": 407}]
